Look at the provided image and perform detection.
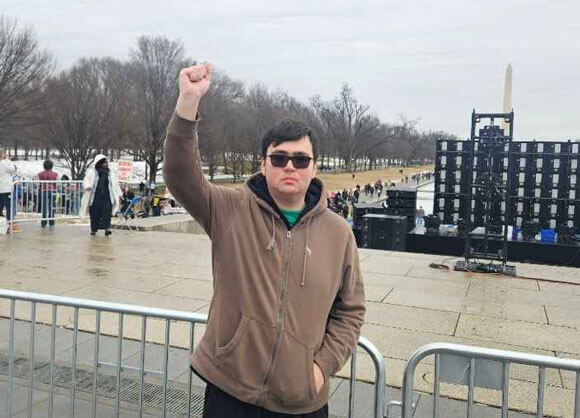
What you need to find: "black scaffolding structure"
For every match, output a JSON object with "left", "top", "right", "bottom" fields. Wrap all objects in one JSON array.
[{"left": 455, "top": 110, "right": 516, "bottom": 275}]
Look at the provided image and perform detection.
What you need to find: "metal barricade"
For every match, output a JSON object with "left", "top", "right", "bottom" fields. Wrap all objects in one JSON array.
[
  {"left": 0, "top": 289, "right": 387, "bottom": 418},
  {"left": 9, "top": 179, "right": 84, "bottom": 230},
  {"left": 389, "top": 342, "right": 580, "bottom": 418}
]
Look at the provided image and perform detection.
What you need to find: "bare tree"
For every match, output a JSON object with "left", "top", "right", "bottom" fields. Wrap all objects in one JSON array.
[
  {"left": 40, "top": 58, "right": 128, "bottom": 179},
  {"left": 312, "top": 84, "right": 389, "bottom": 171},
  {"left": 198, "top": 69, "right": 245, "bottom": 180},
  {"left": 241, "top": 85, "right": 281, "bottom": 173},
  {"left": 127, "top": 36, "right": 189, "bottom": 183},
  {"left": 0, "top": 15, "right": 53, "bottom": 150}
]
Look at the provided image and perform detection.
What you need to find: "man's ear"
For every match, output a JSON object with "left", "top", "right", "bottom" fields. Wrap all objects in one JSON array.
[{"left": 260, "top": 158, "right": 266, "bottom": 175}]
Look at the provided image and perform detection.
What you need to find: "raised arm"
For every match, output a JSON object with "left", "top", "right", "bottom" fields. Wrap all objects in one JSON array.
[{"left": 163, "top": 63, "right": 240, "bottom": 236}]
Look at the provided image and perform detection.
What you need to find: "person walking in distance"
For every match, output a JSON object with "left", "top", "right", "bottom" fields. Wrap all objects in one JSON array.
[
  {"left": 163, "top": 63, "right": 366, "bottom": 418},
  {"left": 81, "top": 155, "right": 121, "bottom": 236}
]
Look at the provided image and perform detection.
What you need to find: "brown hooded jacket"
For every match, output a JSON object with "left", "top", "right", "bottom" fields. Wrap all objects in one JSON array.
[{"left": 163, "top": 114, "right": 366, "bottom": 414}]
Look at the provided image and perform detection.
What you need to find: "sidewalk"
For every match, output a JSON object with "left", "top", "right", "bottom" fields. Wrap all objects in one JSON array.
[
  {"left": 1, "top": 224, "right": 579, "bottom": 416},
  {"left": 1, "top": 319, "right": 535, "bottom": 418}
]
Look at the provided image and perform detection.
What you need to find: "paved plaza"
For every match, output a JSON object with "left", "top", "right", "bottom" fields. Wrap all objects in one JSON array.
[{"left": 1, "top": 222, "right": 579, "bottom": 416}]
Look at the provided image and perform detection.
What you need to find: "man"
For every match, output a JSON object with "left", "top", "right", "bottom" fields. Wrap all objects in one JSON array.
[
  {"left": 163, "top": 63, "right": 365, "bottom": 417},
  {"left": 418, "top": 206, "right": 426, "bottom": 226}
]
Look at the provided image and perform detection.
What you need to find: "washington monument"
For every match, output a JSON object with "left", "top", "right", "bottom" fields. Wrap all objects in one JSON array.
[{"left": 502, "top": 63, "right": 513, "bottom": 130}]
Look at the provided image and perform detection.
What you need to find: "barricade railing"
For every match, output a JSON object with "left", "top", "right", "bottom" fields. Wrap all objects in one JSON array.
[
  {"left": 9, "top": 180, "right": 84, "bottom": 230},
  {"left": 0, "top": 289, "right": 387, "bottom": 418},
  {"left": 389, "top": 342, "right": 580, "bottom": 418}
]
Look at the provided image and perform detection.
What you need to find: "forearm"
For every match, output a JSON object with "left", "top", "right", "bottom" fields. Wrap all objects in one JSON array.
[{"left": 162, "top": 111, "right": 212, "bottom": 232}]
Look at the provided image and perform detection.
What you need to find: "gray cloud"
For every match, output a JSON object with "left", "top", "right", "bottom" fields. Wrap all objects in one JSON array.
[{"left": 4, "top": 0, "right": 579, "bottom": 139}]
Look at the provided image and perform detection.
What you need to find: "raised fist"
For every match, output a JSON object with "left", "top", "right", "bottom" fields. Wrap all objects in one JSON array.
[{"left": 179, "top": 63, "right": 212, "bottom": 101}]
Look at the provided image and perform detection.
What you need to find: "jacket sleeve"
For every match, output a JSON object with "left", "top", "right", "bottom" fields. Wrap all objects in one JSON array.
[
  {"left": 162, "top": 112, "right": 242, "bottom": 237},
  {"left": 1, "top": 160, "right": 16, "bottom": 176},
  {"left": 11, "top": 162, "right": 17, "bottom": 176},
  {"left": 112, "top": 172, "right": 122, "bottom": 201},
  {"left": 314, "top": 236, "right": 366, "bottom": 382},
  {"left": 83, "top": 170, "right": 94, "bottom": 190}
]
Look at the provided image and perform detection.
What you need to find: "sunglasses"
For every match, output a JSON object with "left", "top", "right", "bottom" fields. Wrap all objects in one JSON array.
[{"left": 268, "top": 154, "right": 313, "bottom": 169}]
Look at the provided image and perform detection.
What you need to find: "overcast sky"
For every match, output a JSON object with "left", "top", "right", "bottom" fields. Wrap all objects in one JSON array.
[{"left": 4, "top": 0, "right": 579, "bottom": 140}]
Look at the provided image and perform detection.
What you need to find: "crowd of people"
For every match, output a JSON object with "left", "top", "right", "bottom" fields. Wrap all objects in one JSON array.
[
  {"left": 2, "top": 143, "right": 434, "bottom": 234},
  {"left": 0, "top": 149, "right": 177, "bottom": 235},
  {"left": 326, "top": 170, "right": 434, "bottom": 219}
]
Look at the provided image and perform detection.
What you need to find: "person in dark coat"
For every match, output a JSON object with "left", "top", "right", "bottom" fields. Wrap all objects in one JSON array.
[{"left": 81, "top": 155, "right": 121, "bottom": 236}]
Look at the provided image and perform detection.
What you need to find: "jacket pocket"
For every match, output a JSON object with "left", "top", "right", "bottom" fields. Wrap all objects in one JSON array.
[
  {"left": 268, "top": 332, "right": 316, "bottom": 406},
  {"left": 216, "top": 315, "right": 249, "bottom": 357},
  {"left": 214, "top": 315, "right": 273, "bottom": 388}
]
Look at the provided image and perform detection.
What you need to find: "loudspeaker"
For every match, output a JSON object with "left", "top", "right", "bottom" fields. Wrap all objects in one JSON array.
[
  {"left": 387, "top": 197, "right": 417, "bottom": 208},
  {"left": 386, "top": 207, "right": 416, "bottom": 217},
  {"left": 436, "top": 139, "right": 580, "bottom": 230},
  {"left": 386, "top": 188, "right": 417, "bottom": 231},
  {"left": 424, "top": 214, "right": 441, "bottom": 235},
  {"left": 352, "top": 202, "right": 385, "bottom": 228},
  {"left": 386, "top": 188, "right": 417, "bottom": 199},
  {"left": 362, "top": 214, "right": 407, "bottom": 251}
]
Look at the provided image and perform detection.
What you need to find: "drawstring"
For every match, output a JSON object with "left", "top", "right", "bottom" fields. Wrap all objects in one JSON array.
[
  {"left": 300, "top": 218, "right": 312, "bottom": 287},
  {"left": 266, "top": 214, "right": 277, "bottom": 251},
  {"left": 265, "top": 212, "right": 312, "bottom": 288}
]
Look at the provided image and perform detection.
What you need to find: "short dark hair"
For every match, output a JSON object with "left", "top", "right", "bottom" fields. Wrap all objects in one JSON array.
[
  {"left": 261, "top": 119, "right": 317, "bottom": 160},
  {"left": 43, "top": 159, "right": 53, "bottom": 170}
]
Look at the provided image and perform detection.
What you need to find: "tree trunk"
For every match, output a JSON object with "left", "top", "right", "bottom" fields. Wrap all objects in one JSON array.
[
  {"left": 208, "top": 157, "right": 216, "bottom": 181},
  {"left": 222, "top": 152, "right": 229, "bottom": 174},
  {"left": 148, "top": 158, "right": 158, "bottom": 184},
  {"left": 251, "top": 151, "right": 260, "bottom": 173}
]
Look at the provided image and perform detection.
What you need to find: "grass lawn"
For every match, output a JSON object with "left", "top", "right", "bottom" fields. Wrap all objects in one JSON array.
[{"left": 218, "top": 165, "right": 434, "bottom": 191}]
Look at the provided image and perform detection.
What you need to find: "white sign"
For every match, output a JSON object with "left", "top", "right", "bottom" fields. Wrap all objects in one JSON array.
[{"left": 118, "top": 158, "right": 133, "bottom": 182}]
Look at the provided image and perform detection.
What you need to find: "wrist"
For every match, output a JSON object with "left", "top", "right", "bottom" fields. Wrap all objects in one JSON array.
[{"left": 176, "top": 95, "right": 200, "bottom": 121}]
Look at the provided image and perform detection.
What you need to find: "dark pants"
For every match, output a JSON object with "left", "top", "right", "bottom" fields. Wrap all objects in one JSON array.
[
  {"left": 202, "top": 382, "right": 328, "bottom": 418},
  {"left": 62, "top": 197, "right": 70, "bottom": 215},
  {"left": 0, "top": 193, "right": 11, "bottom": 220},
  {"left": 40, "top": 191, "right": 55, "bottom": 227},
  {"left": 89, "top": 196, "right": 112, "bottom": 232}
]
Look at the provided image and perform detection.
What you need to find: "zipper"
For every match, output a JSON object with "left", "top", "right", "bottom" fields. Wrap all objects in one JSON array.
[{"left": 257, "top": 230, "right": 292, "bottom": 402}]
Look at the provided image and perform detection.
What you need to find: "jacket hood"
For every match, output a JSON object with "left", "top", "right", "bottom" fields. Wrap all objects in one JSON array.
[
  {"left": 93, "top": 154, "right": 107, "bottom": 167},
  {"left": 246, "top": 172, "right": 327, "bottom": 229}
]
